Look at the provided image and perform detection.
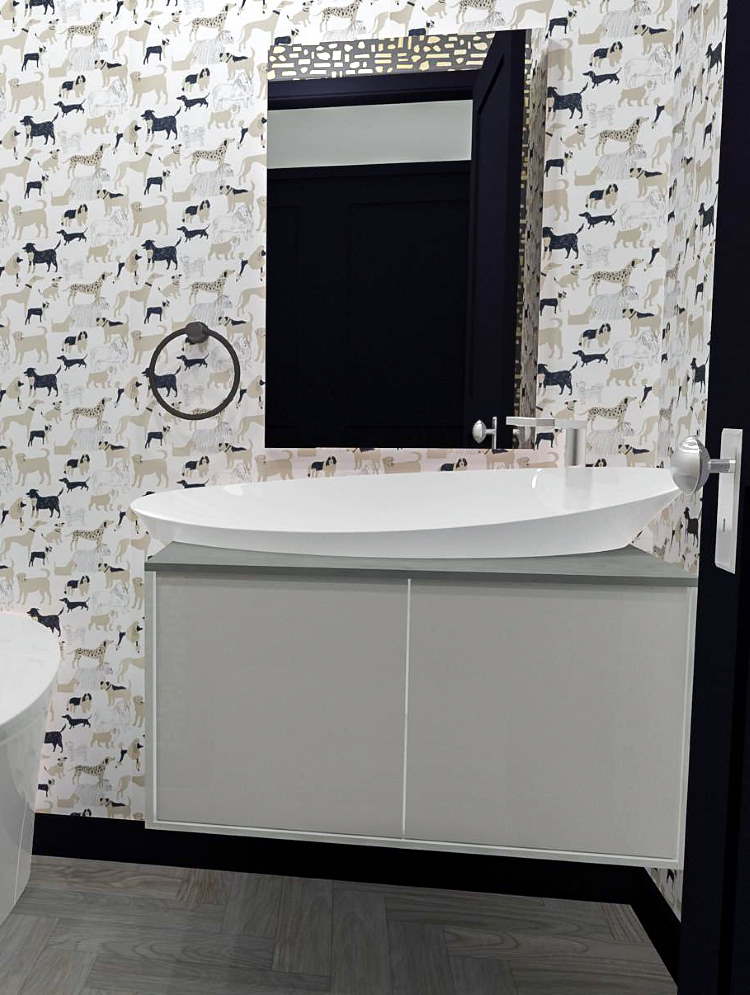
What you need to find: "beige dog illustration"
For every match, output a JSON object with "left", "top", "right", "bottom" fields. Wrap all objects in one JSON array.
[
  {"left": 12, "top": 203, "right": 48, "bottom": 238},
  {"left": 256, "top": 452, "right": 292, "bottom": 481},
  {"left": 16, "top": 451, "right": 52, "bottom": 485},
  {"left": 132, "top": 453, "right": 168, "bottom": 488},
  {"left": 383, "top": 454, "right": 422, "bottom": 474},
  {"left": 130, "top": 196, "right": 168, "bottom": 236},
  {"left": 8, "top": 74, "right": 45, "bottom": 112},
  {"left": 129, "top": 68, "right": 168, "bottom": 105}
]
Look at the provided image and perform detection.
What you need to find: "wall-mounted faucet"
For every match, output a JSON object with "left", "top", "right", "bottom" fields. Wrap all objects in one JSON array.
[
  {"left": 471, "top": 417, "right": 498, "bottom": 448},
  {"left": 506, "top": 416, "right": 587, "bottom": 467}
]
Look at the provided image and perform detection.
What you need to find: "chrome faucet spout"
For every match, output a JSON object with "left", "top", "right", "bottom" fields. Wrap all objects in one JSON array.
[{"left": 506, "top": 416, "right": 587, "bottom": 466}]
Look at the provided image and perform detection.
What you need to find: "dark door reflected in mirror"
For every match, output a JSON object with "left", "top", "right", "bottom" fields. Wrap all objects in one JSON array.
[{"left": 266, "top": 31, "right": 525, "bottom": 450}]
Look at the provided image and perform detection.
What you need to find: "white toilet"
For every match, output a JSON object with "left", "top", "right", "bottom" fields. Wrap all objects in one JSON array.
[{"left": 0, "top": 613, "right": 60, "bottom": 925}]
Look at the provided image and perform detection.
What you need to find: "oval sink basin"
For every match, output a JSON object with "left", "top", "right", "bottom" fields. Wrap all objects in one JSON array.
[{"left": 131, "top": 466, "right": 680, "bottom": 559}]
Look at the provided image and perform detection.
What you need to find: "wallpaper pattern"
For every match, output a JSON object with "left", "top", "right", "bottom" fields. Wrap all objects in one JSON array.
[
  {"left": 646, "top": 0, "right": 726, "bottom": 918},
  {"left": 533, "top": 1, "right": 724, "bottom": 584},
  {"left": 0, "top": 0, "right": 727, "bottom": 920},
  {"left": 269, "top": 30, "right": 495, "bottom": 77}
]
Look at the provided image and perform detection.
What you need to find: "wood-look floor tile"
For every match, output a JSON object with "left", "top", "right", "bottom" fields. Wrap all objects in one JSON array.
[
  {"left": 86, "top": 954, "right": 329, "bottom": 995},
  {"left": 83, "top": 932, "right": 326, "bottom": 994},
  {"left": 176, "top": 868, "right": 234, "bottom": 908},
  {"left": 30, "top": 857, "right": 184, "bottom": 901},
  {"left": 540, "top": 898, "right": 612, "bottom": 937},
  {"left": 18, "top": 945, "right": 94, "bottom": 995},
  {"left": 222, "top": 873, "right": 282, "bottom": 938},
  {"left": 387, "top": 922, "right": 454, "bottom": 995},
  {"left": 0, "top": 914, "right": 58, "bottom": 995},
  {"left": 9, "top": 856, "right": 675, "bottom": 995},
  {"left": 334, "top": 880, "right": 544, "bottom": 908},
  {"left": 44, "top": 918, "right": 266, "bottom": 956},
  {"left": 331, "top": 887, "right": 391, "bottom": 995},
  {"left": 444, "top": 925, "right": 667, "bottom": 967},
  {"left": 602, "top": 903, "right": 650, "bottom": 944},
  {"left": 14, "top": 886, "right": 224, "bottom": 933},
  {"left": 386, "top": 892, "right": 610, "bottom": 938},
  {"left": 450, "top": 954, "right": 518, "bottom": 995},
  {"left": 272, "top": 877, "right": 332, "bottom": 977},
  {"left": 83, "top": 989, "right": 317, "bottom": 995},
  {"left": 511, "top": 966, "right": 676, "bottom": 995},
  {"left": 81, "top": 989, "right": 143, "bottom": 994}
]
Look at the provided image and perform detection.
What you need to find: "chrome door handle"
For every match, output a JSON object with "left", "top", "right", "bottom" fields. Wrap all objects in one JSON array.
[
  {"left": 671, "top": 436, "right": 735, "bottom": 494},
  {"left": 671, "top": 431, "right": 743, "bottom": 574}
]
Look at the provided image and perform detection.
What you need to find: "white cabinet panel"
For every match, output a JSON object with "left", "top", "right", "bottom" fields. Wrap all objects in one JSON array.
[
  {"left": 150, "top": 571, "right": 407, "bottom": 837},
  {"left": 405, "top": 579, "right": 693, "bottom": 864}
]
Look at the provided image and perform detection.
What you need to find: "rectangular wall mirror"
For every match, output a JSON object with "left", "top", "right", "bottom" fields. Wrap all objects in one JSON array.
[{"left": 266, "top": 31, "right": 526, "bottom": 449}]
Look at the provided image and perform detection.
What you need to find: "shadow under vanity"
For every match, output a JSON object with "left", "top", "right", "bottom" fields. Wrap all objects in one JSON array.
[{"left": 145, "top": 544, "right": 695, "bottom": 869}]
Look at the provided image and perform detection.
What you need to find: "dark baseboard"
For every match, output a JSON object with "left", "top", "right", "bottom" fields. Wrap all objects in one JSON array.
[
  {"left": 631, "top": 868, "right": 681, "bottom": 983},
  {"left": 33, "top": 813, "right": 680, "bottom": 982}
]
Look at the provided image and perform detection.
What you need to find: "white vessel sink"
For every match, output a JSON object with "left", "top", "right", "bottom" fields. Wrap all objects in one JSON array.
[{"left": 132, "top": 466, "right": 680, "bottom": 559}]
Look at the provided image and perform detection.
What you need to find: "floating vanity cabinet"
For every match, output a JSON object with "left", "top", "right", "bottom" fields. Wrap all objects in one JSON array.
[
  {"left": 145, "top": 545, "right": 696, "bottom": 867},
  {"left": 404, "top": 577, "right": 693, "bottom": 862},
  {"left": 147, "top": 567, "right": 407, "bottom": 837}
]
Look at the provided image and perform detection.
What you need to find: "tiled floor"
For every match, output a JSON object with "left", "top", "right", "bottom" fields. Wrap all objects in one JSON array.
[{"left": 0, "top": 856, "right": 677, "bottom": 994}]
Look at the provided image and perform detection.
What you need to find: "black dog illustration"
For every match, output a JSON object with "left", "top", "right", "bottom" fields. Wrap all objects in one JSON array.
[
  {"left": 547, "top": 84, "right": 588, "bottom": 119},
  {"left": 20, "top": 114, "right": 57, "bottom": 144},
  {"left": 572, "top": 349, "right": 609, "bottom": 365},
  {"left": 143, "top": 368, "right": 178, "bottom": 396},
  {"left": 26, "top": 488, "right": 62, "bottom": 518},
  {"left": 177, "top": 352, "right": 208, "bottom": 369},
  {"left": 582, "top": 69, "right": 620, "bottom": 87},
  {"left": 27, "top": 607, "right": 61, "bottom": 635},
  {"left": 63, "top": 713, "right": 92, "bottom": 728},
  {"left": 44, "top": 727, "right": 65, "bottom": 752},
  {"left": 141, "top": 239, "right": 180, "bottom": 269},
  {"left": 59, "top": 476, "right": 89, "bottom": 491},
  {"left": 141, "top": 107, "right": 180, "bottom": 139},
  {"left": 176, "top": 224, "right": 209, "bottom": 240},
  {"left": 24, "top": 366, "right": 60, "bottom": 395},
  {"left": 542, "top": 226, "right": 583, "bottom": 259},
  {"left": 56, "top": 353, "right": 87, "bottom": 370},
  {"left": 578, "top": 210, "right": 616, "bottom": 229},
  {"left": 683, "top": 507, "right": 700, "bottom": 545},
  {"left": 538, "top": 362, "right": 577, "bottom": 395},
  {"left": 176, "top": 93, "right": 208, "bottom": 111},
  {"left": 54, "top": 99, "right": 85, "bottom": 116},
  {"left": 23, "top": 242, "right": 60, "bottom": 272},
  {"left": 56, "top": 227, "right": 87, "bottom": 245}
]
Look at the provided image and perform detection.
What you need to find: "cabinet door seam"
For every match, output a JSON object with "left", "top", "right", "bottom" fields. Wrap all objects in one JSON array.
[{"left": 401, "top": 578, "right": 411, "bottom": 838}]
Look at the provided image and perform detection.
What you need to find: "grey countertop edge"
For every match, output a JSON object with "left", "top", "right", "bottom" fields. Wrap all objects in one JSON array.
[{"left": 145, "top": 543, "right": 698, "bottom": 587}]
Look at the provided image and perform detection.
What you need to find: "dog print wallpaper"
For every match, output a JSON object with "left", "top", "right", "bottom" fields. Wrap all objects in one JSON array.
[
  {"left": 0, "top": 0, "right": 726, "bottom": 921},
  {"left": 645, "top": 0, "right": 726, "bottom": 919},
  {"left": 533, "top": 0, "right": 724, "bottom": 585}
]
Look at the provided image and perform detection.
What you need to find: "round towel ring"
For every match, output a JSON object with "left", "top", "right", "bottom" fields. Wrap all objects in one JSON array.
[{"left": 145, "top": 322, "right": 241, "bottom": 421}]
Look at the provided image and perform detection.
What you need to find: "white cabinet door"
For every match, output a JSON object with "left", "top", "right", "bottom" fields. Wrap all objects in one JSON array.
[
  {"left": 405, "top": 578, "right": 694, "bottom": 864},
  {"left": 150, "top": 571, "right": 407, "bottom": 837}
]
